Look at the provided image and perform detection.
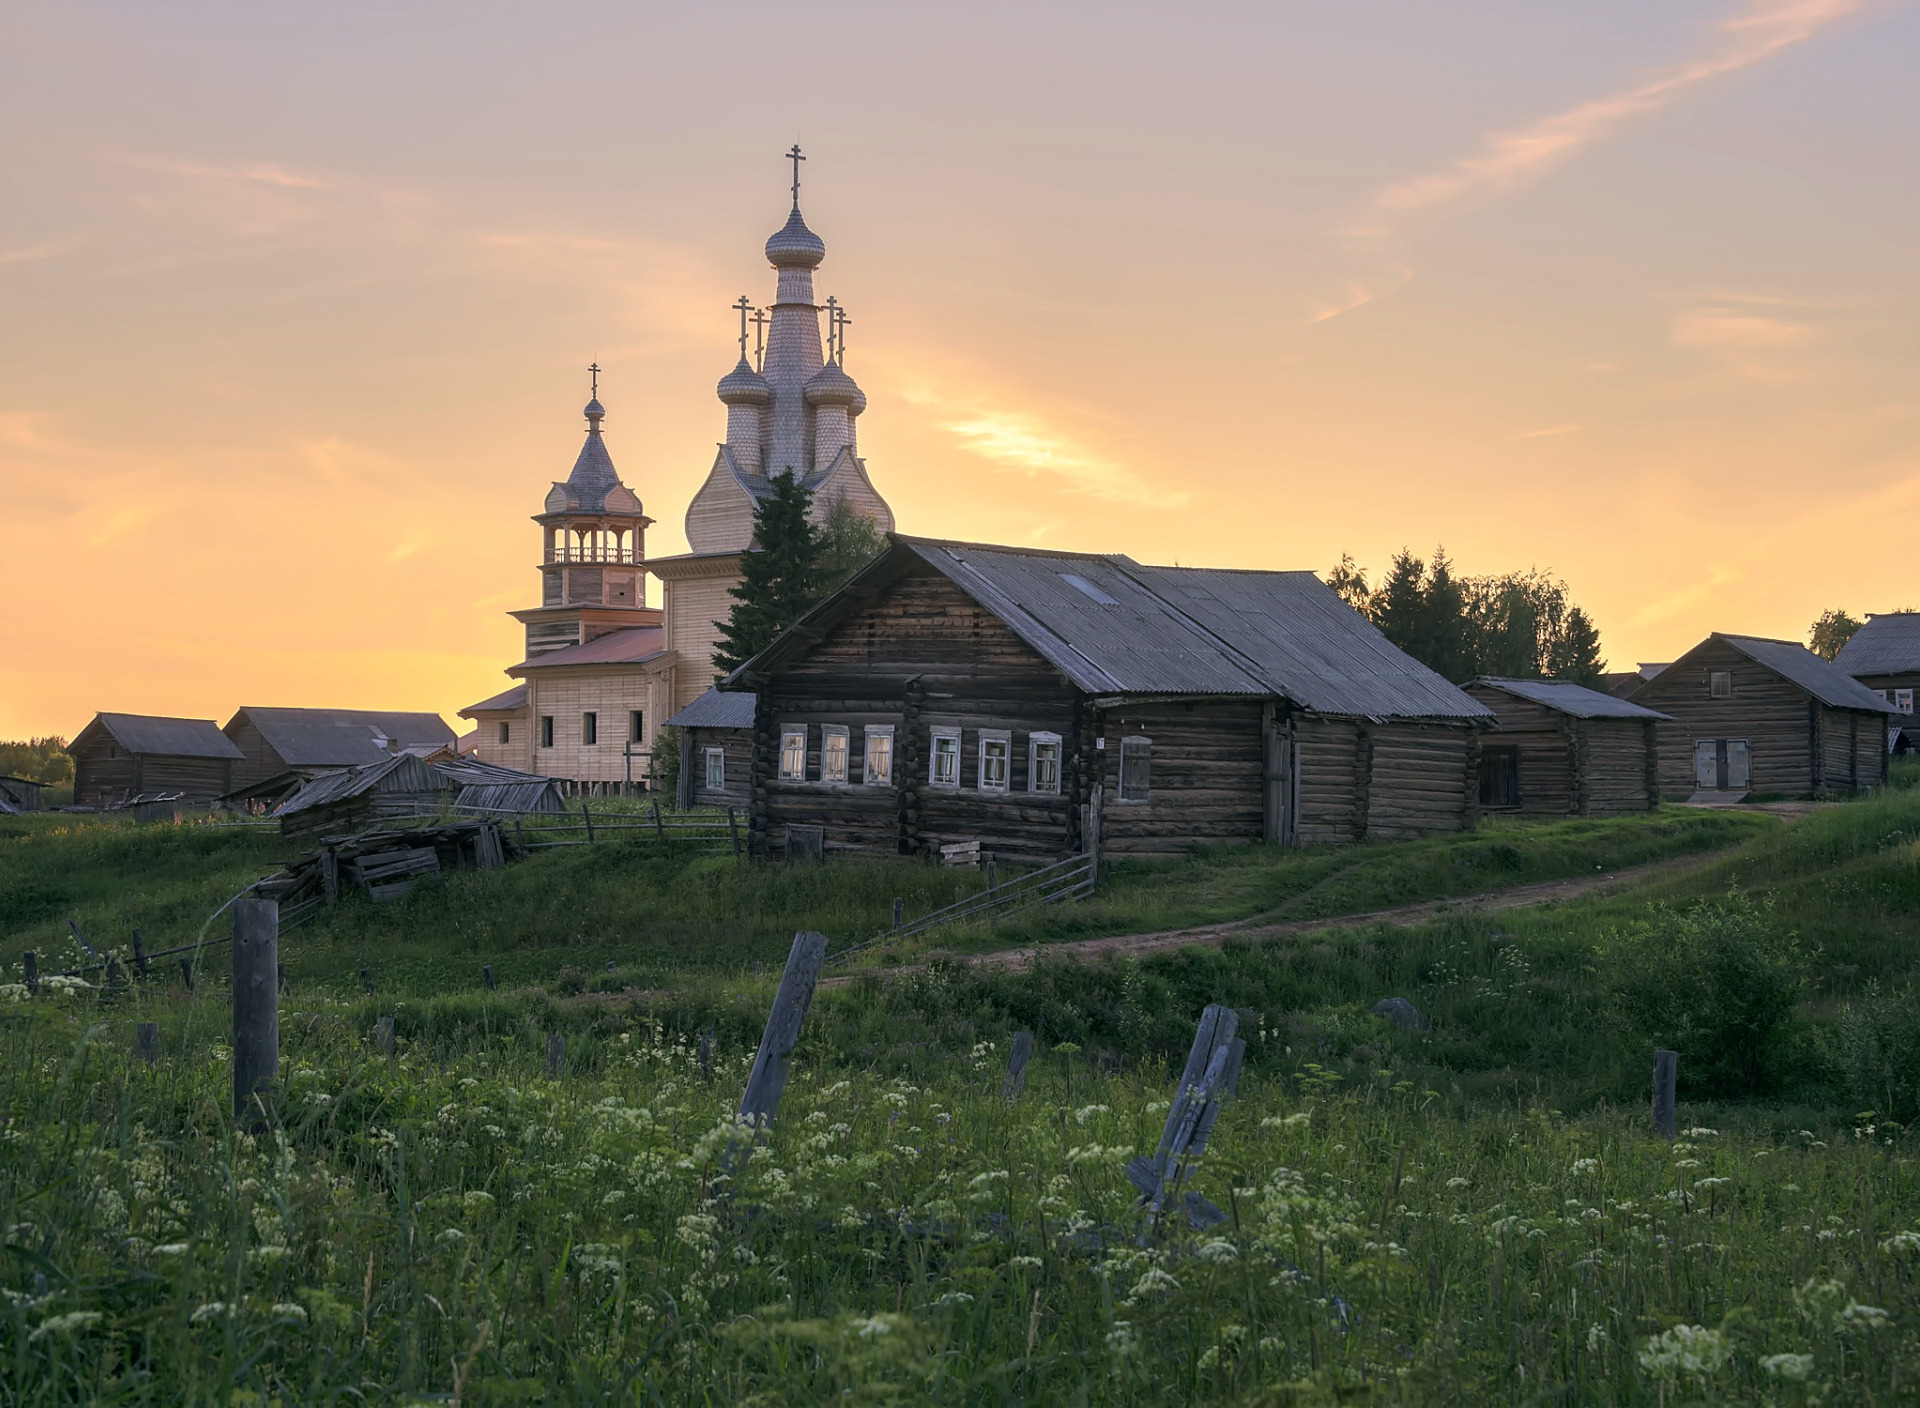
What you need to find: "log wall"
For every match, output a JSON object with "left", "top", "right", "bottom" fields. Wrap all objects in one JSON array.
[
  {"left": 687, "top": 727, "right": 753, "bottom": 809},
  {"left": 70, "top": 733, "right": 232, "bottom": 808},
  {"left": 1463, "top": 685, "right": 1659, "bottom": 814}
]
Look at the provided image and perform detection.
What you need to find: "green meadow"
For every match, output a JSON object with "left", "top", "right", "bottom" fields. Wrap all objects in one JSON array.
[{"left": 2, "top": 763, "right": 1917, "bottom": 1403}]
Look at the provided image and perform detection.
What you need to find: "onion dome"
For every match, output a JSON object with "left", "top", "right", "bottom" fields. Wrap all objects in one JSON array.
[
  {"left": 716, "top": 356, "right": 772, "bottom": 406},
  {"left": 765, "top": 206, "right": 826, "bottom": 269},
  {"left": 583, "top": 397, "right": 605, "bottom": 426},
  {"left": 804, "top": 360, "right": 864, "bottom": 410}
]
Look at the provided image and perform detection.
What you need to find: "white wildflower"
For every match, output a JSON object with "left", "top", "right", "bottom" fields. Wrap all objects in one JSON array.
[
  {"left": 1637, "top": 1325, "right": 1729, "bottom": 1381},
  {"left": 1881, "top": 1230, "right": 1920, "bottom": 1255},
  {"left": 270, "top": 1302, "right": 309, "bottom": 1323},
  {"left": 190, "top": 1302, "right": 229, "bottom": 1324},
  {"left": 1571, "top": 1158, "right": 1599, "bottom": 1175},
  {"left": 28, "top": 1311, "right": 102, "bottom": 1342},
  {"left": 1761, "top": 1353, "right": 1815, "bottom": 1381},
  {"left": 1196, "top": 1240, "right": 1239, "bottom": 1264},
  {"left": 932, "top": 1290, "right": 974, "bottom": 1310},
  {"left": 852, "top": 1314, "right": 893, "bottom": 1338}
]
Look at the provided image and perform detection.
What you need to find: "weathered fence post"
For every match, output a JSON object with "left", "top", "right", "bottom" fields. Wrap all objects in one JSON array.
[
  {"left": 68, "top": 919, "right": 99, "bottom": 959},
  {"left": 132, "top": 929, "right": 148, "bottom": 980},
  {"left": 1127, "top": 1004, "right": 1241, "bottom": 1230},
  {"left": 231, "top": 898, "right": 279, "bottom": 1128},
  {"left": 276, "top": 961, "right": 287, "bottom": 995},
  {"left": 987, "top": 857, "right": 998, "bottom": 899},
  {"left": 179, "top": 957, "right": 193, "bottom": 992},
  {"left": 1652, "top": 1050, "right": 1678, "bottom": 1139},
  {"left": 22, "top": 950, "right": 37, "bottom": 995},
  {"left": 892, "top": 896, "right": 904, "bottom": 930},
  {"left": 651, "top": 800, "right": 665, "bottom": 843},
  {"left": 698, "top": 1029, "right": 714, "bottom": 1082},
  {"left": 725, "top": 931, "right": 829, "bottom": 1173},
  {"left": 360, "top": 967, "right": 374, "bottom": 997},
  {"left": 103, "top": 955, "right": 121, "bottom": 989},
  {"left": 546, "top": 1033, "right": 566, "bottom": 1079},
  {"left": 136, "top": 1022, "right": 160, "bottom": 1065},
  {"left": 1003, "top": 1030, "right": 1035, "bottom": 1102},
  {"left": 376, "top": 1016, "right": 396, "bottom": 1059},
  {"left": 581, "top": 803, "right": 595, "bottom": 844},
  {"left": 727, "top": 807, "right": 741, "bottom": 857},
  {"left": 483, "top": 964, "right": 497, "bottom": 992},
  {"left": 322, "top": 848, "right": 339, "bottom": 905}
]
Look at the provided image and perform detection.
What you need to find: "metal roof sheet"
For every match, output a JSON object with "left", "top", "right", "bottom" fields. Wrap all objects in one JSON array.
[
  {"left": 1717, "top": 634, "right": 1900, "bottom": 713},
  {"left": 512, "top": 626, "right": 666, "bottom": 671},
  {"left": 460, "top": 684, "right": 528, "bottom": 715},
  {"left": 1833, "top": 612, "right": 1920, "bottom": 676},
  {"left": 91, "top": 713, "right": 245, "bottom": 759},
  {"left": 1469, "top": 677, "right": 1673, "bottom": 720},
  {"left": 271, "top": 753, "right": 445, "bottom": 815},
  {"left": 232, "top": 708, "right": 454, "bottom": 766},
  {"left": 666, "top": 688, "right": 758, "bottom": 729}
]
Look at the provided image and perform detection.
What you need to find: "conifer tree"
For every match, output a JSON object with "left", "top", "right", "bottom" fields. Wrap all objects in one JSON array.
[
  {"left": 711, "top": 470, "right": 821, "bottom": 675},
  {"left": 1545, "top": 605, "right": 1606, "bottom": 686}
]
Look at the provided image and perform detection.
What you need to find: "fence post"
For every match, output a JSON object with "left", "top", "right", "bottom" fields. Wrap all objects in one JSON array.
[
  {"left": 892, "top": 896, "right": 904, "bottom": 930},
  {"left": 483, "top": 964, "right": 497, "bottom": 991},
  {"left": 698, "top": 1029, "right": 714, "bottom": 1082},
  {"left": 727, "top": 931, "right": 829, "bottom": 1173},
  {"left": 546, "top": 1033, "right": 566, "bottom": 1079},
  {"left": 1003, "top": 1030, "right": 1035, "bottom": 1101},
  {"left": 1652, "top": 1050, "right": 1678, "bottom": 1139},
  {"left": 728, "top": 807, "right": 741, "bottom": 857},
  {"left": 582, "top": 803, "right": 595, "bottom": 844},
  {"left": 987, "top": 857, "right": 997, "bottom": 899},
  {"left": 276, "top": 961, "right": 287, "bottom": 995},
  {"left": 231, "top": 898, "right": 279, "bottom": 1128},
  {"left": 651, "top": 800, "right": 665, "bottom": 843},
  {"left": 360, "top": 967, "right": 374, "bottom": 997},
  {"left": 376, "top": 1016, "right": 395, "bottom": 1059},
  {"left": 1087, "top": 786, "right": 1102, "bottom": 888},
  {"left": 136, "top": 1022, "right": 160, "bottom": 1066},
  {"left": 22, "top": 950, "right": 37, "bottom": 996},
  {"left": 132, "top": 929, "right": 148, "bottom": 980},
  {"left": 179, "top": 957, "right": 193, "bottom": 992}
]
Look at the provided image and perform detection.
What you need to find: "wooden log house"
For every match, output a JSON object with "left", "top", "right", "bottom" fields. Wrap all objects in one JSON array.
[
  {"left": 722, "top": 537, "right": 1493, "bottom": 861},
  {"left": 67, "top": 713, "right": 245, "bottom": 809},
  {"left": 666, "top": 687, "right": 756, "bottom": 809},
  {"left": 1628, "top": 633, "right": 1897, "bottom": 798},
  {"left": 0, "top": 776, "right": 47, "bottom": 813},
  {"left": 222, "top": 707, "right": 456, "bottom": 792},
  {"left": 1463, "top": 678, "right": 1670, "bottom": 815},
  {"left": 1833, "top": 611, "right": 1920, "bottom": 754}
]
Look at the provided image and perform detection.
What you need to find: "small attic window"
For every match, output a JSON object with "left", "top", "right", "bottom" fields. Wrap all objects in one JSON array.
[
  {"left": 1060, "top": 573, "right": 1119, "bottom": 606},
  {"left": 1709, "top": 671, "right": 1732, "bottom": 699}
]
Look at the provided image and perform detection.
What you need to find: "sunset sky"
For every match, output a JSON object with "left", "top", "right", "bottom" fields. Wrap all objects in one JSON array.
[{"left": 4, "top": 0, "right": 1918, "bottom": 739}]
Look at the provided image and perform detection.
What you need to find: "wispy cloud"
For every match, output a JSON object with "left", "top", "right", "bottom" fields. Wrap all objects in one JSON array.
[
  {"left": 1670, "top": 306, "right": 1816, "bottom": 351},
  {"left": 127, "top": 155, "right": 329, "bottom": 190},
  {"left": 0, "top": 242, "right": 72, "bottom": 269},
  {"left": 939, "top": 408, "right": 1180, "bottom": 508},
  {"left": 1375, "top": 0, "right": 1864, "bottom": 215}
]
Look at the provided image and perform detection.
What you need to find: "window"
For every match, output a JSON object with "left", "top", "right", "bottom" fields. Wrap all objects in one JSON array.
[
  {"left": 930, "top": 728, "right": 961, "bottom": 787},
  {"left": 704, "top": 747, "right": 725, "bottom": 790},
  {"left": 778, "top": 727, "right": 807, "bottom": 781},
  {"left": 498, "top": 721, "right": 511, "bottom": 744},
  {"left": 1029, "top": 732, "right": 1062, "bottom": 794},
  {"left": 582, "top": 712, "right": 598, "bottom": 745},
  {"left": 540, "top": 715, "right": 554, "bottom": 748},
  {"left": 629, "top": 710, "right": 644, "bottom": 743},
  {"left": 1898, "top": 689, "right": 1915, "bottom": 715},
  {"left": 979, "top": 730, "right": 1011, "bottom": 791},
  {"left": 822, "top": 725, "right": 850, "bottom": 783},
  {"left": 1709, "top": 671, "right": 1732, "bottom": 699},
  {"left": 1118, "top": 736, "right": 1152, "bottom": 802},
  {"left": 862, "top": 726, "right": 894, "bottom": 786},
  {"left": 1478, "top": 746, "right": 1520, "bottom": 808}
]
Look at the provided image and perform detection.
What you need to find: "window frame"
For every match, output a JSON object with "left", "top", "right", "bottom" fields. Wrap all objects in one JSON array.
[
  {"left": 1028, "top": 731, "right": 1062, "bottom": 795},
  {"left": 704, "top": 746, "right": 726, "bottom": 791},
  {"left": 1709, "top": 671, "right": 1733, "bottom": 699},
  {"left": 582, "top": 711, "right": 598, "bottom": 746},
  {"left": 1117, "top": 735, "right": 1153, "bottom": 803},
  {"left": 778, "top": 725, "right": 808, "bottom": 782},
  {"left": 978, "top": 728, "right": 1012, "bottom": 792},
  {"left": 498, "top": 721, "right": 511, "bottom": 745},
  {"left": 629, "top": 710, "right": 645, "bottom": 743},
  {"left": 540, "top": 715, "right": 554, "bottom": 748},
  {"left": 1897, "top": 688, "right": 1916, "bottom": 715},
  {"left": 821, "top": 724, "right": 851, "bottom": 783},
  {"left": 862, "top": 725, "right": 895, "bottom": 787},
  {"left": 929, "top": 727, "right": 962, "bottom": 789}
]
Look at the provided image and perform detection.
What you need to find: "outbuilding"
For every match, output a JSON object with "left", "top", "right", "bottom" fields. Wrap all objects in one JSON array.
[
  {"left": 666, "top": 687, "right": 755, "bottom": 810},
  {"left": 0, "top": 776, "right": 47, "bottom": 813},
  {"left": 1628, "top": 633, "right": 1897, "bottom": 798},
  {"left": 1833, "top": 612, "right": 1920, "bottom": 754},
  {"left": 223, "top": 707, "right": 456, "bottom": 792},
  {"left": 724, "top": 537, "right": 1492, "bottom": 861},
  {"left": 1463, "top": 678, "right": 1670, "bottom": 815},
  {"left": 68, "top": 713, "right": 245, "bottom": 809}
]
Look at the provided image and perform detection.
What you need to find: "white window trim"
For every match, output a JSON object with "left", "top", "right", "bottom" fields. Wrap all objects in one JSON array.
[
  {"left": 1029, "top": 731, "right": 1063, "bottom": 795},
  {"left": 704, "top": 747, "right": 725, "bottom": 790},
  {"left": 778, "top": 725, "right": 808, "bottom": 782},
  {"left": 1709, "top": 671, "right": 1733, "bottom": 699},
  {"left": 821, "top": 724, "right": 851, "bottom": 784},
  {"left": 1118, "top": 734, "right": 1153, "bottom": 803},
  {"left": 929, "top": 726, "right": 962, "bottom": 789},
  {"left": 861, "top": 724, "right": 895, "bottom": 787},
  {"left": 1896, "top": 688, "right": 1915, "bottom": 715},
  {"left": 978, "top": 728, "right": 1012, "bottom": 793}
]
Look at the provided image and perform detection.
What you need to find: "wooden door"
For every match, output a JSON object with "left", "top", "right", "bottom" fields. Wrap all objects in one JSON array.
[
  {"left": 1726, "top": 739, "right": 1751, "bottom": 790},
  {"left": 1693, "top": 740, "right": 1719, "bottom": 790}
]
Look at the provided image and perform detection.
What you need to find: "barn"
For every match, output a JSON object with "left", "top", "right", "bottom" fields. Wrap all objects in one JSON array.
[
  {"left": 666, "top": 687, "right": 755, "bottom": 809},
  {"left": 1629, "top": 633, "right": 1897, "bottom": 798},
  {"left": 223, "top": 707, "right": 456, "bottom": 792},
  {"left": 68, "top": 713, "right": 244, "bottom": 809},
  {"left": 1833, "top": 612, "right": 1920, "bottom": 754},
  {"left": 0, "top": 776, "right": 47, "bottom": 813},
  {"left": 1463, "top": 678, "right": 1670, "bottom": 815},
  {"left": 723, "top": 537, "right": 1492, "bottom": 861}
]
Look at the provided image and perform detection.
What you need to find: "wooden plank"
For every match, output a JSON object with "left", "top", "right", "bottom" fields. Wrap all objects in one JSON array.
[
  {"left": 231, "top": 898, "right": 278, "bottom": 1128},
  {"left": 1002, "top": 1030, "right": 1035, "bottom": 1101},
  {"left": 733, "top": 931, "right": 829, "bottom": 1148}
]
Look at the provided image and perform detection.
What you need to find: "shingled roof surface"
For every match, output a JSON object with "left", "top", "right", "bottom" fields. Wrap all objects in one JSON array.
[
  {"left": 736, "top": 537, "right": 1490, "bottom": 722},
  {"left": 1470, "top": 677, "right": 1673, "bottom": 720},
  {"left": 232, "top": 708, "right": 455, "bottom": 767},
  {"left": 91, "top": 713, "right": 245, "bottom": 759},
  {"left": 512, "top": 626, "right": 665, "bottom": 671},
  {"left": 1834, "top": 613, "right": 1920, "bottom": 676},
  {"left": 1716, "top": 635, "right": 1899, "bottom": 713},
  {"left": 666, "top": 687, "right": 758, "bottom": 729}
]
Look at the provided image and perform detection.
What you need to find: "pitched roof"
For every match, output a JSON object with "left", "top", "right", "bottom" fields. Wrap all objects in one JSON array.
[
  {"left": 229, "top": 707, "right": 454, "bottom": 766},
  {"left": 732, "top": 537, "right": 1490, "bottom": 722},
  {"left": 460, "top": 683, "right": 528, "bottom": 716},
  {"left": 510, "top": 626, "right": 666, "bottom": 672},
  {"left": 667, "top": 687, "right": 758, "bottom": 729},
  {"left": 86, "top": 713, "right": 245, "bottom": 759},
  {"left": 1469, "top": 677, "right": 1673, "bottom": 720},
  {"left": 1715, "top": 634, "right": 1899, "bottom": 713},
  {"left": 271, "top": 753, "right": 445, "bottom": 815},
  {"left": 1833, "top": 612, "right": 1920, "bottom": 676}
]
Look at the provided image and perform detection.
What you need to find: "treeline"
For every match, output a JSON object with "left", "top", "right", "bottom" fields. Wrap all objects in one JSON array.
[
  {"left": 0, "top": 736, "right": 71, "bottom": 787},
  {"left": 1327, "top": 548, "right": 1606, "bottom": 686}
]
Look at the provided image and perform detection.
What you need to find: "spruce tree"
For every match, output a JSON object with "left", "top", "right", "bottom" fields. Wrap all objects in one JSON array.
[
  {"left": 1372, "top": 550, "right": 1428, "bottom": 658},
  {"left": 711, "top": 470, "right": 822, "bottom": 675},
  {"left": 1546, "top": 606, "right": 1606, "bottom": 686}
]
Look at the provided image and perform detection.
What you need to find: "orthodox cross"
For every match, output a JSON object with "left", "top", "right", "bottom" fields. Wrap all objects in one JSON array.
[
  {"left": 831, "top": 302, "right": 851, "bottom": 366},
  {"left": 733, "top": 296, "right": 753, "bottom": 359},
  {"left": 786, "top": 144, "right": 805, "bottom": 206},
  {"left": 823, "top": 296, "right": 840, "bottom": 363},
  {"left": 588, "top": 362, "right": 600, "bottom": 398},
  {"left": 750, "top": 307, "right": 769, "bottom": 370}
]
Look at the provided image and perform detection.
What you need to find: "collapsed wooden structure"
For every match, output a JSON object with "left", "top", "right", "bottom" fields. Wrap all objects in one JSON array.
[
  {"left": 258, "top": 820, "right": 523, "bottom": 927},
  {"left": 722, "top": 536, "right": 1493, "bottom": 861},
  {"left": 271, "top": 753, "right": 565, "bottom": 838},
  {"left": 1463, "top": 677, "right": 1670, "bottom": 815}
]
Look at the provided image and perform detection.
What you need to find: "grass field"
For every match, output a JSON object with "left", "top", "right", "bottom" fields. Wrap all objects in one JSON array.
[{"left": 3, "top": 765, "right": 1918, "bottom": 1402}]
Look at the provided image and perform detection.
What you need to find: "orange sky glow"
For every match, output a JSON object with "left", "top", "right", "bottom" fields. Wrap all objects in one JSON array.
[{"left": 4, "top": 0, "right": 1918, "bottom": 738}]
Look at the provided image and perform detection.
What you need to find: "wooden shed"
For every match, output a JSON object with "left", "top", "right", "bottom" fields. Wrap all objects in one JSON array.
[
  {"left": 223, "top": 707, "right": 456, "bottom": 792},
  {"left": 68, "top": 713, "right": 244, "bottom": 809},
  {"left": 0, "top": 776, "right": 47, "bottom": 813},
  {"left": 1833, "top": 612, "right": 1920, "bottom": 754},
  {"left": 666, "top": 687, "right": 755, "bottom": 810},
  {"left": 724, "top": 537, "right": 1492, "bottom": 861},
  {"left": 1463, "top": 678, "right": 1670, "bottom": 815},
  {"left": 1629, "top": 633, "right": 1897, "bottom": 799}
]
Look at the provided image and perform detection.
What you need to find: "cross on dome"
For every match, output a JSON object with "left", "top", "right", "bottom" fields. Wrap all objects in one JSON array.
[
  {"left": 733, "top": 296, "right": 754, "bottom": 359},
  {"left": 786, "top": 144, "right": 805, "bottom": 208}
]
